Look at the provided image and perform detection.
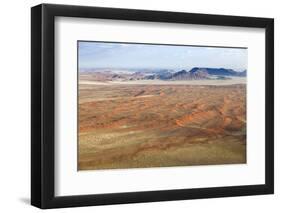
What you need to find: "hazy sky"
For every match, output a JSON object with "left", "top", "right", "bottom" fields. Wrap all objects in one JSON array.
[{"left": 78, "top": 41, "right": 247, "bottom": 71}]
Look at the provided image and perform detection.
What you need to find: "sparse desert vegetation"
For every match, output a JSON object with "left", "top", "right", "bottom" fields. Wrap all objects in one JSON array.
[{"left": 78, "top": 74, "right": 246, "bottom": 170}]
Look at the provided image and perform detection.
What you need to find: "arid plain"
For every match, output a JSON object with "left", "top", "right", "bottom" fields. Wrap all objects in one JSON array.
[{"left": 78, "top": 74, "right": 246, "bottom": 170}]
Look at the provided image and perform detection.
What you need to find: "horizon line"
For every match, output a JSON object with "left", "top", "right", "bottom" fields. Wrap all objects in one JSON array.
[{"left": 79, "top": 67, "right": 247, "bottom": 72}]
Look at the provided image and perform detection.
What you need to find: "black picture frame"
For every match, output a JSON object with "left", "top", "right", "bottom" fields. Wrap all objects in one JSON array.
[{"left": 31, "top": 3, "right": 274, "bottom": 209}]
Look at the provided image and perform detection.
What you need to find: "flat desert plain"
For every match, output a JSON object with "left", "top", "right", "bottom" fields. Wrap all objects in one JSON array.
[{"left": 78, "top": 77, "right": 246, "bottom": 170}]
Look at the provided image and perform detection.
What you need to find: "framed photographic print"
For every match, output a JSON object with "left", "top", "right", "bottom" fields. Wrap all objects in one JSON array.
[{"left": 31, "top": 3, "right": 274, "bottom": 209}]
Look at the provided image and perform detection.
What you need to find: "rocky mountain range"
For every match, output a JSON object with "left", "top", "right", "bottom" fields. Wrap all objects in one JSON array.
[
  {"left": 144, "top": 67, "right": 246, "bottom": 81},
  {"left": 80, "top": 67, "right": 247, "bottom": 82}
]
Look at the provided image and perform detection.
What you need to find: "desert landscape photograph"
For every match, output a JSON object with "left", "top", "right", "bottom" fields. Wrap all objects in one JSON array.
[{"left": 78, "top": 41, "right": 247, "bottom": 170}]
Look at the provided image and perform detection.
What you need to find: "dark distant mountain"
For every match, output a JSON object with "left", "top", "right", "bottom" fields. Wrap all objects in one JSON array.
[
  {"left": 170, "top": 70, "right": 189, "bottom": 80},
  {"left": 144, "top": 75, "right": 156, "bottom": 80},
  {"left": 170, "top": 69, "right": 209, "bottom": 80},
  {"left": 156, "top": 71, "right": 173, "bottom": 80},
  {"left": 144, "top": 70, "right": 173, "bottom": 80},
  {"left": 189, "top": 67, "right": 246, "bottom": 77},
  {"left": 144, "top": 67, "right": 246, "bottom": 81},
  {"left": 237, "top": 70, "right": 247, "bottom": 77}
]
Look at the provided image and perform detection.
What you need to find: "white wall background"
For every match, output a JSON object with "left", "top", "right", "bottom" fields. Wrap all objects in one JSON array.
[{"left": 0, "top": 0, "right": 279, "bottom": 212}]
